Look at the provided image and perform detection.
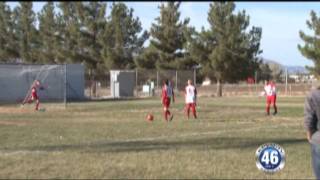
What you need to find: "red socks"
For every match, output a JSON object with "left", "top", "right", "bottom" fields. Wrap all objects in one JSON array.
[
  {"left": 164, "top": 110, "right": 171, "bottom": 121},
  {"left": 35, "top": 100, "right": 40, "bottom": 111},
  {"left": 186, "top": 105, "right": 197, "bottom": 119}
]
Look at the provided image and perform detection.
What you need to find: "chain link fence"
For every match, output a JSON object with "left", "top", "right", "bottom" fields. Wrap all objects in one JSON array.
[
  {"left": 84, "top": 69, "right": 196, "bottom": 99},
  {"left": 85, "top": 71, "right": 110, "bottom": 98},
  {"left": 84, "top": 68, "right": 315, "bottom": 99},
  {"left": 198, "top": 83, "right": 313, "bottom": 97}
]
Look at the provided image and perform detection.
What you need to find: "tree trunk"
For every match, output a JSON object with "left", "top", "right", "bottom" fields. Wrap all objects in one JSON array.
[
  {"left": 91, "top": 70, "right": 97, "bottom": 98},
  {"left": 92, "top": 80, "right": 97, "bottom": 97},
  {"left": 216, "top": 79, "right": 222, "bottom": 97}
]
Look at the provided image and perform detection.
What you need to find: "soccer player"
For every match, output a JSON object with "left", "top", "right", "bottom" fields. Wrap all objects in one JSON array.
[
  {"left": 264, "top": 80, "right": 277, "bottom": 115},
  {"left": 161, "top": 79, "right": 175, "bottom": 121},
  {"left": 22, "top": 80, "right": 42, "bottom": 111},
  {"left": 185, "top": 79, "right": 197, "bottom": 119}
]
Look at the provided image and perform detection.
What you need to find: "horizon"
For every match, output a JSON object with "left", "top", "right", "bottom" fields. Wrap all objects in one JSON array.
[{"left": 6, "top": 1, "right": 320, "bottom": 67}]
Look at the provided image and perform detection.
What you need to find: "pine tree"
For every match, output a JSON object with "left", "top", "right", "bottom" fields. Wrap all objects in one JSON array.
[
  {"left": 0, "top": 2, "right": 18, "bottom": 62},
  {"left": 134, "top": 45, "right": 158, "bottom": 69},
  {"left": 101, "top": 2, "right": 148, "bottom": 70},
  {"left": 38, "top": 2, "right": 59, "bottom": 64},
  {"left": 15, "top": 2, "right": 38, "bottom": 63},
  {"left": 75, "top": 2, "right": 107, "bottom": 71},
  {"left": 257, "top": 62, "right": 272, "bottom": 82},
  {"left": 186, "top": 27, "right": 216, "bottom": 79},
  {"left": 57, "top": 2, "right": 81, "bottom": 64},
  {"left": 268, "top": 62, "right": 284, "bottom": 82},
  {"left": 0, "top": 2, "right": 8, "bottom": 61},
  {"left": 298, "top": 10, "right": 320, "bottom": 77},
  {"left": 200, "top": 2, "right": 262, "bottom": 96},
  {"left": 148, "top": 2, "right": 191, "bottom": 69},
  {"left": 74, "top": 2, "right": 108, "bottom": 97}
]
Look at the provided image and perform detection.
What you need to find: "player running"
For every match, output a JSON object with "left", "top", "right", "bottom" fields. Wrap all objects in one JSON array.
[
  {"left": 22, "top": 80, "right": 42, "bottom": 111},
  {"left": 264, "top": 80, "right": 277, "bottom": 116},
  {"left": 161, "top": 79, "right": 175, "bottom": 121},
  {"left": 185, "top": 79, "right": 197, "bottom": 119}
]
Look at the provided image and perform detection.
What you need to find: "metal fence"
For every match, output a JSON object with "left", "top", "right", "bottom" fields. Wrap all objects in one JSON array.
[
  {"left": 84, "top": 71, "right": 110, "bottom": 98},
  {"left": 84, "top": 69, "right": 314, "bottom": 99},
  {"left": 198, "top": 83, "right": 313, "bottom": 97},
  {"left": 84, "top": 69, "right": 196, "bottom": 99}
]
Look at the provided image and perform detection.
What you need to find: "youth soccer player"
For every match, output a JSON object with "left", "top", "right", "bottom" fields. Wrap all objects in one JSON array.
[
  {"left": 22, "top": 80, "right": 42, "bottom": 111},
  {"left": 161, "top": 79, "right": 175, "bottom": 121},
  {"left": 185, "top": 79, "right": 197, "bottom": 119},
  {"left": 264, "top": 80, "right": 277, "bottom": 115}
]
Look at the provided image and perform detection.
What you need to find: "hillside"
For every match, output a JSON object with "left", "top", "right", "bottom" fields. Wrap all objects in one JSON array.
[{"left": 261, "top": 58, "right": 309, "bottom": 74}]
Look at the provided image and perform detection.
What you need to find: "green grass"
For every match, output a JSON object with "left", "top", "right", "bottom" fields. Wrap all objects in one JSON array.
[{"left": 0, "top": 96, "right": 315, "bottom": 179}]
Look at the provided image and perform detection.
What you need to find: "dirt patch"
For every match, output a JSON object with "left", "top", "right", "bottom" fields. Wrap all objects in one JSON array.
[{"left": 0, "top": 120, "right": 30, "bottom": 126}]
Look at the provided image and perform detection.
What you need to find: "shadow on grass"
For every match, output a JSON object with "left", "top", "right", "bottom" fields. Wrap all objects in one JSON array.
[{"left": 1, "top": 137, "right": 307, "bottom": 154}]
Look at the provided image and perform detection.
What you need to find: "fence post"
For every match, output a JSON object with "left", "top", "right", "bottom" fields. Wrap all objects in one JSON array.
[
  {"left": 106, "top": 72, "right": 108, "bottom": 97},
  {"left": 135, "top": 69, "right": 138, "bottom": 97},
  {"left": 157, "top": 70, "right": 159, "bottom": 90},
  {"left": 255, "top": 71, "right": 258, "bottom": 95},
  {"left": 285, "top": 68, "right": 288, "bottom": 96},
  {"left": 289, "top": 84, "right": 292, "bottom": 96},
  {"left": 64, "top": 64, "right": 67, "bottom": 109},
  {"left": 89, "top": 69, "right": 92, "bottom": 98},
  {"left": 113, "top": 80, "right": 115, "bottom": 99},
  {"left": 175, "top": 70, "right": 178, "bottom": 91},
  {"left": 193, "top": 68, "right": 196, "bottom": 86}
]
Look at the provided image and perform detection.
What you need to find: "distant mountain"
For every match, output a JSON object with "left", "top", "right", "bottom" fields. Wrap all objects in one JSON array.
[
  {"left": 261, "top": 58, "right": 309, "bottom": 74},
  {"left": 284, "top": 66, "right": 308, "bottom": 74},
  {"left": 261, "top": 58, "right": 281, "bottom": 66}
]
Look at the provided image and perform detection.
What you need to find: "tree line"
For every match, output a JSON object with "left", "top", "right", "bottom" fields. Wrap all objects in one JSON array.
[
  {"left": 1, "top": 2, "right": 279, "bottom": 96},
  {"left": 299, "top": 10, "right": 320, "bottom": 79}
]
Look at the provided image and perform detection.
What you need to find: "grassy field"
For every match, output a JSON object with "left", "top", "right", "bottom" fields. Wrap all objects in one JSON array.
[{"left": 0, "top": 96, "right": 315, "bottom": 179}]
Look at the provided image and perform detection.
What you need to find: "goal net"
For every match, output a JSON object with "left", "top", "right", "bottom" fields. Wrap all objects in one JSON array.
[{"left": 0, "top": 64, "right": 85, "bottom": 109}]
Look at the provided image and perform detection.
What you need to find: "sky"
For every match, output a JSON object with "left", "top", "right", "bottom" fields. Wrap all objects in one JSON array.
[{"left": 6, "top": 2, "right": 320, "bottom": 67}]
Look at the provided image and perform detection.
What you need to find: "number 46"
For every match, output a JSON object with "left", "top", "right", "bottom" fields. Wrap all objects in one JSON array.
[{"left": 261, "top": 150, "right": 279, "bottom": 165}]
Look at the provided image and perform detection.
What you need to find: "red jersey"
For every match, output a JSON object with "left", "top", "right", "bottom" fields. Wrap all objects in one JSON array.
[
  {"left": 161, "top": 85, "right": 174, "bottom": 100},
  {"left": 31, "top": 86, "right": 38, "bottom": 99},
  {"left": 161, "top": 85, "right": 167, "bottom": 100}
]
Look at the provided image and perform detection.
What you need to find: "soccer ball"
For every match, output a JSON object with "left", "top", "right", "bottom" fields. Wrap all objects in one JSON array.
[{"left": 146, "top": 114, "right": 154, "bottom": 121}]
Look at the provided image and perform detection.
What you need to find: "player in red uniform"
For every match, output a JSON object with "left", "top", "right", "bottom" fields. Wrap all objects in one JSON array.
[
  {"left": 185, "top": 79, "right": 197, "bottom": 119},
  {"left": 22, "top": 80, "right": 42, "bottom": 111},
  {"left": 161, "top": 79, "right": 175, "bottom": 121},
  {"left": 264, "top": 80, "right": 277, "bottom": 115}
]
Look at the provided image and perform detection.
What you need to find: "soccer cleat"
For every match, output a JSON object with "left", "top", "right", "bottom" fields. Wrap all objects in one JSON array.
[
  {"left": 169, "top": 114, "right": 174, "bottom": 121},
  {"left": 273, "top": 112, "right": 277, "bottom": 116}
]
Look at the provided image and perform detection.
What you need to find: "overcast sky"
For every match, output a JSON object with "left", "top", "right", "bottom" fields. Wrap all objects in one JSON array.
[{"left": 7, "top": 2, "right": 320, "bottom": 67}]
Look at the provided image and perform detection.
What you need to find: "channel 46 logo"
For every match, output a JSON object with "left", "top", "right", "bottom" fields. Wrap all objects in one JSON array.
[{"left": 256, "top": 143, "right": 286, "bottom": 173}]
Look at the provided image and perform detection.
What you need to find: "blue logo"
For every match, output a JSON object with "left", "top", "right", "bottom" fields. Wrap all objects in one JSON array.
[{"left": 256, "top": 143, "right": 285, "bottom": 173}]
